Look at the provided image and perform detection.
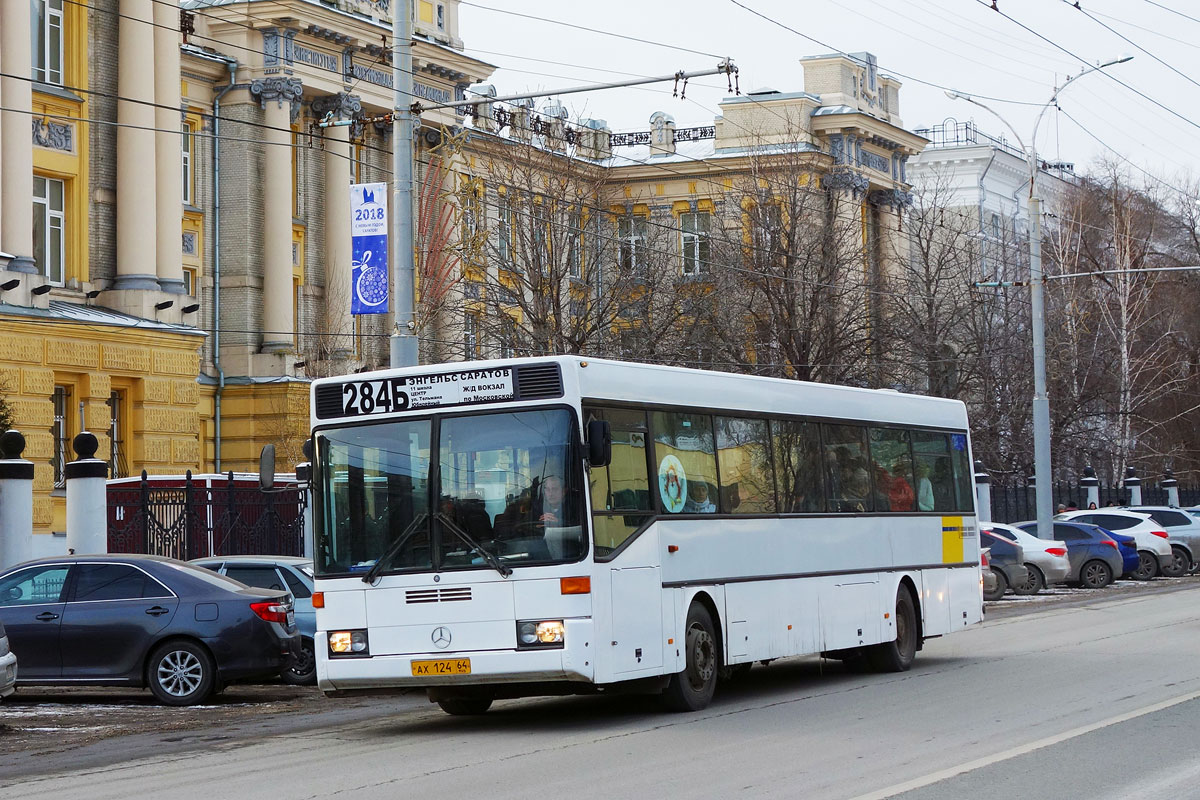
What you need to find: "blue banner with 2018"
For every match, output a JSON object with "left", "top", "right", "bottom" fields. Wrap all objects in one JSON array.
[{"left": 350, "top": 183, "right": 389, "bottom": 315}]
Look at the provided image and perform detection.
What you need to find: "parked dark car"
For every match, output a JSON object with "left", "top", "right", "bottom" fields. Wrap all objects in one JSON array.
[
  {"left": 1105, "top": 530, "right": 1141, "bottom": 577},
  {"left": 190, "top": 556, "right": 316, "bottom": 685},
  {"left": 980, "top": 529, "right": 1026, "bottom": 599},
  {"left": 1018, "top": 522, "right": 1123, "bottom": 589},
  {"left": 0, "top": 555, "right": 299, "bottom": 706}
]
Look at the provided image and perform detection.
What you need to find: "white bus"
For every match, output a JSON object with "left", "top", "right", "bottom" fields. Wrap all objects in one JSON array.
[{"left": 309, "top": 356, "right": 982, "bottom": 714}]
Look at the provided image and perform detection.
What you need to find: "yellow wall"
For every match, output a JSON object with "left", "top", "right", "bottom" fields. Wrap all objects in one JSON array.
[{"left": 0, "top": 318, "right": 205, "bottom": 535}]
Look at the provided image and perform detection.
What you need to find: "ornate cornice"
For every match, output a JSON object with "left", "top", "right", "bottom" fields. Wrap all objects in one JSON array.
[
  {"left": 312, "top": 92, "right": 362, "bottom": 122},
  {"left": 251, "top": 77, "right": 304, "bottom": 123}
]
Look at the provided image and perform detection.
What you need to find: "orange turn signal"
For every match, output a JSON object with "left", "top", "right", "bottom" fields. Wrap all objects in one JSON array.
[
  {"left": 560, "top": 577, "right": 591, "bottom": 595},
  {"left": 312, "top": 591, "right": 325, "bottom": 609},
  {"left": 667, "top": 545, "right": 679, "bottom": 553}
]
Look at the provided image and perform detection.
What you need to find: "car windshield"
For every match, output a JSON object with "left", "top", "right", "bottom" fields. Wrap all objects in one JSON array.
[{"left": 315, "top": 408, "right": 585, "bottom": 576}]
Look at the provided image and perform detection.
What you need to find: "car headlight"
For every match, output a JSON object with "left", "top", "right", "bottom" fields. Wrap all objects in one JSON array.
[
  {"left": 329, "top": 629, "right": 370, "bottom": 657},
  {"left": 516, "top": 620, "right": 565, "bottom": 649}
]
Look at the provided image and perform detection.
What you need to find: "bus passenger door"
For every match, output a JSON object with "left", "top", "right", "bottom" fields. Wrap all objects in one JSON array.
[{"left": 609, "top": 568, "right": 663, "bottom": 675}]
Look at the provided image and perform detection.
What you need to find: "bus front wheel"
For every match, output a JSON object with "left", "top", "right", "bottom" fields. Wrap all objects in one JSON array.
[
  {"left": 662, "top": 603, "right": 718, "bottom": 712},
  {"left": 867, "top": 587, "right": 918, "bottom": 673}
]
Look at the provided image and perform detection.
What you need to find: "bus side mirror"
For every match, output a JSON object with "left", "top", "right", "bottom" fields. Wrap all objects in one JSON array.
[
  {"left": 259, "top": 444, "right": 276, "bottom": 490},
  {"left": 586, "top": 420, "right": 611, "bottom": 468}
]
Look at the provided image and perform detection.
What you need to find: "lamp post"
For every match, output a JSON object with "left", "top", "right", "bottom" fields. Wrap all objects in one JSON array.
[{"left": 947, "top": 56, "right": 1132, "bottom": 541}]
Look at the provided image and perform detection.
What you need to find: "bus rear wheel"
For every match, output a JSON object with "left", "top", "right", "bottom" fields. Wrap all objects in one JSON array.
[
  {"left": 867, "top": 587, "right": 918, "bottom": 673},
  {"left": 662, "top": 603, "right": 718, "bottom": 712}
]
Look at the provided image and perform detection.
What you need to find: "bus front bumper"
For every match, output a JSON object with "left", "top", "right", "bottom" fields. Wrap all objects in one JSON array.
[{"left": 318, "top": 619, "right": 594, "bottom": 692}]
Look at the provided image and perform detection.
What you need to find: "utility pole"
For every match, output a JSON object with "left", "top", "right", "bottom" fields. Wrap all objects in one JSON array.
[{"left": 390, "top": 0, "right": 418, "bottom": 368}]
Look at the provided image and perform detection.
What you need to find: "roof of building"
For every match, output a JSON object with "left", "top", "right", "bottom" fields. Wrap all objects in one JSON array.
[{"left": 0, "top": 300, "right": 207, "bottom": 337}]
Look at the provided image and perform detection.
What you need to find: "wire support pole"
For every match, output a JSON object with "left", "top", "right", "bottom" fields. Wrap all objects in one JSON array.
[{"left": 390, "top": 0, "right": 418, "bottom": 367}]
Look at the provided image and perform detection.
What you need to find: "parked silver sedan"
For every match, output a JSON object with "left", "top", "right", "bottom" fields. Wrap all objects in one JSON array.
[
  {"left": 0, "top": 618, "right": 16, "bottom": 700},
  {"left": 983, "top": 522, "right": 1071, "bottom": 593}
]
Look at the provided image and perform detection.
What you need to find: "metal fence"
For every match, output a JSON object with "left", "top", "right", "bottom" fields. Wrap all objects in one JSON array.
[
  {"left": 108, "top": 470, "right": 308, "bottom": 559},
  {"left": 987, "top": 482, "right": 1200, "bottom": 524}
]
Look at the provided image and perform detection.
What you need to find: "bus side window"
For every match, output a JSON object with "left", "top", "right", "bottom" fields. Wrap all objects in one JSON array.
[
  {"left": 771, "top": 418, "right": 823, "bottom": 513},
  {"left": 822, "top": 423, "right": 873, "bottom": 513},
  {"left": 716, "top": 416, "right": 776, "bottom": 514},
  {"left": 586, "top": 407, "right": 653, "bottom": 559},
  {"left": 912, "top": 432, "right": 954, "bottom": 512},
  {"left": 651, "top": 411, "right": 718, "bottom": 515}
]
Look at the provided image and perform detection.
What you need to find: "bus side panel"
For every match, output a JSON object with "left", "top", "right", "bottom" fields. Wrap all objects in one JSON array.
[
  {"left": 594, "top": 525, "right": 662, "bottom": 684},
  {"left": 724, "top": 581, "right": 792, "bottom": 664},
  {"left": 820, "top": 576, "right": 881, "bottom": 652},
  {"left": 919, "top": 569, "right": 952, "bottom": 637},
  {"left": 949, "top": 565, "right": 985, "bottom": 628}
]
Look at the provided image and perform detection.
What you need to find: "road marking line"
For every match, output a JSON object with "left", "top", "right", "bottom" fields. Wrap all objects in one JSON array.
[{"left": 850, "top": 687, "right": 1200, "bottom": 800}]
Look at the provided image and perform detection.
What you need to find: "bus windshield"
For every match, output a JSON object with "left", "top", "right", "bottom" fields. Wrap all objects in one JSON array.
[{"left": 315, "top": 408, "right": 585, "bottom": 576}]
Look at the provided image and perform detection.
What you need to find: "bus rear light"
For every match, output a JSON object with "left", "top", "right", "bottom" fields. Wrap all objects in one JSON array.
[
  {"left": 560, "top": 577, "right": 591, "bottom": 595},
  {"left": 312, "top": 591, "right": 325, "bottom": 609},
  {"left": 1045, "top": 548, "right": 1067, "bottom": 557}
]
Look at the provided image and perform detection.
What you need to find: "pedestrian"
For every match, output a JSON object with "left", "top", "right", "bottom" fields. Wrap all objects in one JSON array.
[
  {"left": 1065, "top": 501, "right": 1078, "bottom": 512},
  {"left": 1056, "top": 503, "right": 1066, "bottom": 513},
  {"left": 1087, "top": 501, "right": 1097, "bottom": 510}
]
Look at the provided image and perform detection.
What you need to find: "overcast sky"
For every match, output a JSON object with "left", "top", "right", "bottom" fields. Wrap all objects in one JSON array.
[{"left": 459, "top": 0, "right": 1199, "bottom": 193}]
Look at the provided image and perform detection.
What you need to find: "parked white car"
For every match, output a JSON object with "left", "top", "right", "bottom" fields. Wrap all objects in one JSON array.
[
  {"left": 0, "top": 618, "right": 17, "bottom": 700},
  {"left": 1055, "top": 509, "right": 1173, "bottom": 579},
  {"left": 983, "top": 522, "right": 1071, "bottom": 593},
  {"left": 1124, "top": 506, "right": 1200, "bottom": 576}
]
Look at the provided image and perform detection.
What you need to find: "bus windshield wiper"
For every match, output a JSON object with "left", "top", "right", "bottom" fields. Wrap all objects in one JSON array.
[
  {"left": 362, "top": 512, "right": 429, "bottom": 584},
  {"left": 434, "top": 512, "right": 513, "bottom": 578}
]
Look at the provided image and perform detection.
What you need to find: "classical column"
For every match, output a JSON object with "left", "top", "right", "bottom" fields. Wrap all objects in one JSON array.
[
  {"left": 251, "top": 78, "right": 303, "bottom": 353},
  {"left": 0, "top": 0, "right": 37, "bottom": 272},
  {"left": 114, "top": 0, "right": 160, "bottom": 289},
  {"left": 153, "top": 0, "right": 185, "bottom": 294},
  {"left": 312, "top": 93, "right": 361, "bottom": 359}
]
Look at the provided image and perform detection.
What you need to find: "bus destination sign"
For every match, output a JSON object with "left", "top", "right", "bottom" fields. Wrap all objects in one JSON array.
[{"left": 340, "top": 367, "right": 515, "bottom": 416}]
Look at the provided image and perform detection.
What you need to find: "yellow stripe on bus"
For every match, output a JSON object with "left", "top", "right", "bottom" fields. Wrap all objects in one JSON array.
[{"left": 942, "top": 515, "right": 964, "bottom": 563}]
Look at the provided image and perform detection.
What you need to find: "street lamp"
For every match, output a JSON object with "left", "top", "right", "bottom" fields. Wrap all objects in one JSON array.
[{"left": 947, "top": 55, "right": 1132, "bottom": 541}]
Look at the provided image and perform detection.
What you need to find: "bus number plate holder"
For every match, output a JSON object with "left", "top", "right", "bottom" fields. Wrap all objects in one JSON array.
[{"left": 411, "top": 658, "right": 472, "bottom": 676}]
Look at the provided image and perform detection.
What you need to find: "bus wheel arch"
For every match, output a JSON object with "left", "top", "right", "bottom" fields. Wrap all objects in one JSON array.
[
  {"left": 898, "top": 576, "right": 923, "bottom": 650},
  {"left": 867, "top": 580, "right": 920, "bottom": 673},
  {"left": 662, "top": 595, "right": 720, "bottom": 712}
]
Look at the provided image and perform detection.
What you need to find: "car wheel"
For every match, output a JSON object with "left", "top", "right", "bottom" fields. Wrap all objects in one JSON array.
[
  {"left": 147, "top": 640, "right": 216, "bottom": 706},
  {"left": 983, "top": 568, "right": 1008, "bottom": 602},
  {"left": 867, "top": 587, "right": 918, "bottom": 673},
  {"left": 662, "top": 603, "right": 718, "bottom": 712},
  {"left": 1133, "top": 551, "right": 1158, "bottom": 580},
  {"left": 1013, "top": 565, "right": 1045, "bottom": 595},
  {"left": 1081, "top": 559, "right": 1113, "bottom": 589},
  {"left": 436, "top": 696, "right": 493, "bottom": 716},
  {"left": 281, "top": 638, "right": 317, "bottom": 686},
  {"left": 1162, "top": 546, "right": 1190, "bottom": 578}
]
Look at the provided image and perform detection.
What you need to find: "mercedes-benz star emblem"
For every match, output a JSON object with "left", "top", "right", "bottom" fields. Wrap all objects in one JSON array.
[{"left": 431, "top": 626, "right": 452, "bottom": 649}]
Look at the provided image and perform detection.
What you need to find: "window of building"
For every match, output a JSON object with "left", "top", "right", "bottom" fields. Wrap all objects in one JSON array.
[
  {"left": 32, "top": 0, "right": 64, "bottom": 86},
  {"left": 464, "top": 312, "right": 481, "bottom": 359},
  {"left": 436, "top": 2, "right": 445, "bottom": 30},
  {"left": 52, "top": 384, "right": 70, "bottom": 488},
  {"left": 107, "top": 390, "right": 127, "bottom": 479},
  {"left": 498, "top": 315, "right": 517, "bottom": 359},
  {"left": 496, "top": 192, "right": 514, "bottom": 266},
  {"left": 752, "top": 203, "right": 783, "bottom": 265},
  {"left": 680, "top": 211, "right": 710, "bottom": 276},
  {"left": 33, "top": 175, "right": 65, "bottom": 285},
  {"left": 182, "top": 267, "right": 196, "bottom": 297},
  {"left": 181, "top": 121, "right": 194, "bottom": 205},
  {"left": 566, "top": 211, "right": 583, "bottom": 278},
  {"left": 618, "top": 215, "right": 647, "bottom": 274}
]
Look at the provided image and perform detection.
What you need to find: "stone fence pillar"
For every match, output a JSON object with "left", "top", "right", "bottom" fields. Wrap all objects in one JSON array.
[
  {"left": 0, "top": 430, "right": 34, "bottom": 570},
  {"left": 1080, "top": 465, "right": 1100, "bottom": 510},
  {"left": 65, "top": 431, "right": 109, "bottom": 555},
  {"left": 1124, "top": 466, "right": 1142, "bottom": 507},
  {"left": 1163, "top": 469, "right": 1180, "bottom": 508},
  {"left": 974, "top": 459, "right": 991, "bottom": 523}
]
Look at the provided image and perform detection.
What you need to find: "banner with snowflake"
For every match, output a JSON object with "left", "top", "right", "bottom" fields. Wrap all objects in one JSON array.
[{"left": 350, "top": 182, "right": 389, "bottom": 315}]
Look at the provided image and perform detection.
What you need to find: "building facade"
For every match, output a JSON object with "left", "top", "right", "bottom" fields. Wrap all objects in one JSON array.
[{"left": 0, "top": 0, "right": 923, "bottom": 547}]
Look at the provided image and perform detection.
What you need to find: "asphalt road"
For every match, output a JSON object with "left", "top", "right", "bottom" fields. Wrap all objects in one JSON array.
[{"left": 3, "top": 578, "right": 1200, "bottom": 799}]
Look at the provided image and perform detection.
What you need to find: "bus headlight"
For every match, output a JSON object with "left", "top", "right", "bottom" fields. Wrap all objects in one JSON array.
[
  {"left": 516, "top": 620, "right": 565, "bottom": 649},
  {"left": 329, "top": 629, "right": 370, "bottom": 656}
]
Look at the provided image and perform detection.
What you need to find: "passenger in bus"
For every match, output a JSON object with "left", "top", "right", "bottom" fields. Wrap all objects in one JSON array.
[
  {"left": 683, "top": 480, "right": 717, "bottom": 513},
  {"left": 916, "top": 463, "right": 935, "bottom": 512},
  {"left": 885, "top": 460, "right": 915, "bottom": 512}
]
